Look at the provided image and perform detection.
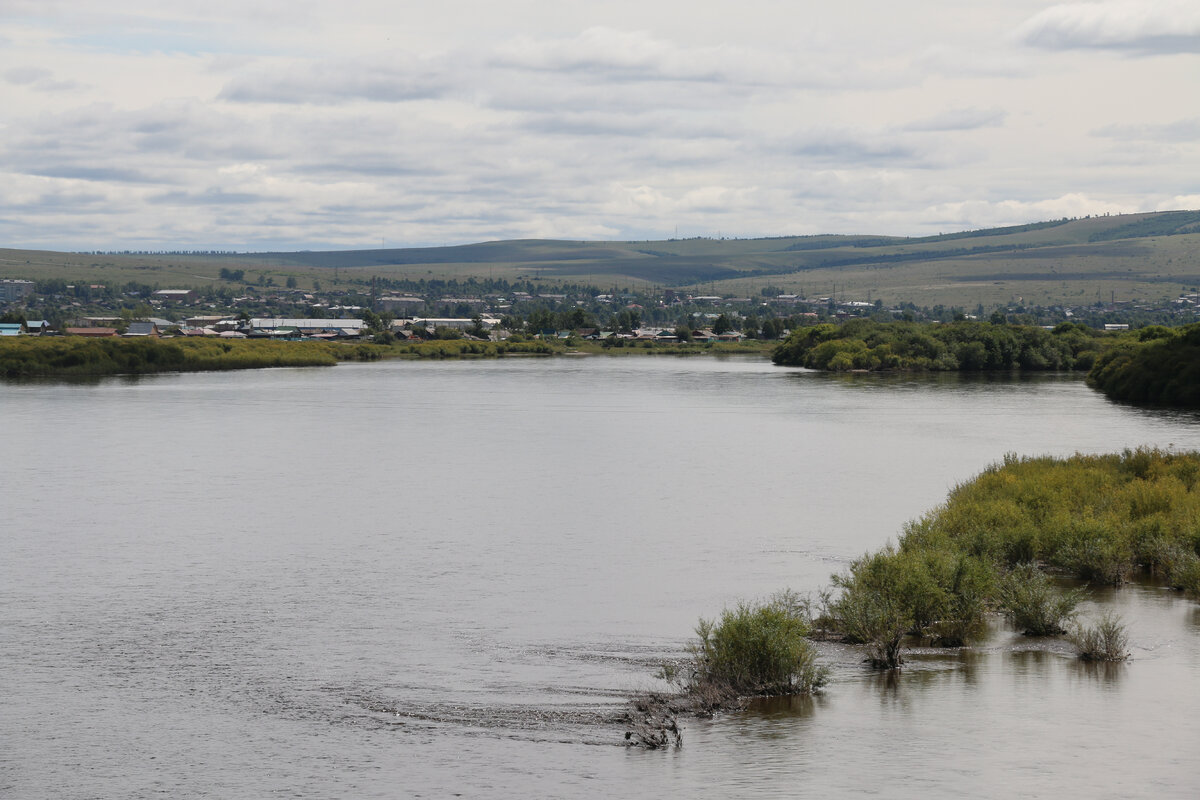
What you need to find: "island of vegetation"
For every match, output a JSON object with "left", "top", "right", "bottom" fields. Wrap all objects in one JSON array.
[
  {"left": 630, "top": 448, "right": 1198, "bottom": 746},
  {"left": 1087, "top": 322, "right": 1200, "bottom": 408},
  {"left": 816, "top": 447, "right": 1198, "bottom": 668},
  {"left": 770, "top": 319, "right": 1110, "bottom": 372}
]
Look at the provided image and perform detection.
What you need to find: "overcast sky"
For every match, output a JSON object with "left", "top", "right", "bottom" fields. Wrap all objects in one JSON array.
[{"left": 2, "top": 0, "right": 1199, "bottom": 251}]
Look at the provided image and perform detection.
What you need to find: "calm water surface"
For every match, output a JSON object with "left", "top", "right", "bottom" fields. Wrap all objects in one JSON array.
[{"left": 3, "top": 357, "right": 1199, "bottom": 797}]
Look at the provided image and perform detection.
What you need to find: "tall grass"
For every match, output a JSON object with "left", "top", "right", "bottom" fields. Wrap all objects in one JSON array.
[
  {"left": 1070, "top": 612, "right": 1130, "bottom": 662},
  {"left": 825, "top": 448, "right": 1200, "bottom": 667}
]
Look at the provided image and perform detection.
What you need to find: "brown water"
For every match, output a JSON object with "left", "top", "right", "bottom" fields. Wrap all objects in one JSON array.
[{"left": 3, "top": 357, "right": 1199, "bottom": 797}]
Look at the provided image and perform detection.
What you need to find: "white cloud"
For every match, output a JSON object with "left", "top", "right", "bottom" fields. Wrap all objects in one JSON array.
[
  {"left": 1093, "top": 117, "right": 1200, "bottom": 142},
  {"left": 920, "top": 194, "right": 1135, "bottom": 229},
  {"left": 1016, "top": 1, "right": 1200, "bottom": 54},
  {"left": 901, "top": 108, "right": 1007, "bottom": 133},
  {"left": 220, "top": 56, "right": 451, "bottom": 104},
  {"left": 1, "top": 4, "right": 1198, "bottom": 248}
]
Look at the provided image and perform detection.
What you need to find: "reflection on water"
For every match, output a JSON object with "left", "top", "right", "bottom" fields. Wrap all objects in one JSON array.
[
  {"left": 3, "top": 358, "right": 1200, "bottom": 798},
  {"left": 1069, "top": 659, "right": 1127, "bottom": 687}
]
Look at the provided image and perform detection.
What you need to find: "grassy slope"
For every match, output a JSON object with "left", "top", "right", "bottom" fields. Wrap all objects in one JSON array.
[{"left": 5, "top": 211, "right": 1200, "bottom": 306}]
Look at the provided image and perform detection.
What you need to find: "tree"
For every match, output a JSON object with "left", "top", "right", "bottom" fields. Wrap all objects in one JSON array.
[
  {"left": 361, "top": 308, "right": 384, "bottom": 333},
  {"left": 712, "top": 313, "right": 733, "bottom": 335},
  {"left": 467, "top": 314, "right": 488, "bottom": 338}
]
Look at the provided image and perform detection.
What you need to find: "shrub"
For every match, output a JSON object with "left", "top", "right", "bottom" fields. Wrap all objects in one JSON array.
[
  {"left": 691, "top": 593, "right": 827, "bottom": 696},
  {"left": 830, "top": 548, "right": 913, "bottom": 669},
  {"left": 998, "top": 563, "right": 1083, "bottom": 635},
  {"left": 1070, "top": 612, "right": 1130, "bottom": 662}
]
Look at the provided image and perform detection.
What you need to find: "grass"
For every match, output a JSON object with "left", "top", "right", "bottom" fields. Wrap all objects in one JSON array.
[{"left": 1070, "top": 612, "right": 1130, "bottom": 662}]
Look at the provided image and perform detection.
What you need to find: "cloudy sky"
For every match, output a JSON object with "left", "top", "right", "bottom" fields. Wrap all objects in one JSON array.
[{"left": 2, "top": 0, "right": 1199, "bottom": 251}]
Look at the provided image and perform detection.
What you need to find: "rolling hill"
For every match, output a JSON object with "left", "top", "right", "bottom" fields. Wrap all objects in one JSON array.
[{"left": 4, "top": 210, "right": 1200, "bottom": 307}]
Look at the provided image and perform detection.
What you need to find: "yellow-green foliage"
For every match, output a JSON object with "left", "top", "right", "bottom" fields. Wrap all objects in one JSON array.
[
  {"left": 829, "top": 448, "right": 1200, "bottom": 666},
  {"left": 0, "top": 336, "right": 342, "bottom": 377},
  {"left": 925, "top": 449, "right": 1200, "bottom": 586}
]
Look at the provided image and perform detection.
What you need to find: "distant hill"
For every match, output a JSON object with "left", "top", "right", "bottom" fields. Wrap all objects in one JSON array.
[{"left": 4, "top": 210, "right": 1200, "bottom": 306}]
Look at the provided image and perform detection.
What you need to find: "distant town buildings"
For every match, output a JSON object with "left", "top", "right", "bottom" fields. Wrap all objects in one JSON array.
[{"left": 0, "top": 279, "right": 34, "bottom": 303}]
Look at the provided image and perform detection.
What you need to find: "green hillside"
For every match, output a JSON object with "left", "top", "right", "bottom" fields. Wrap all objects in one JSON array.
[{"left": 4, "top": 211, "right": 1200, "bottom": 307}]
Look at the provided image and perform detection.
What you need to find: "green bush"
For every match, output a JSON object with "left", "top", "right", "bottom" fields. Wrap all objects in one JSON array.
[
  {"left": 691, "top": 593, "right": 827, "bottom": 695},
  {"left": 998, "top": 563, "right": 1083, "bottom": 635},
  {"left": 1070, "top": 612, "right": 1129, "bottom": 662}
]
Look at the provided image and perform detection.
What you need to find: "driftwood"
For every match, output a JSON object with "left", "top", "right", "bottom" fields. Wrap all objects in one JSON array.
[{"left": 621, "top": 686, "right": 747, "bottom": 748}]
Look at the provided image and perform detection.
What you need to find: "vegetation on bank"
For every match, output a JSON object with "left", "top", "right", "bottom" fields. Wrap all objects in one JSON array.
[
  {"left": 771, "top": 319, "right": 1110, "bottom": 372},
  {"left": 630, "top": 450, "right": 1188, "bottom": 744},
  {"left": 820, "top": 448, "right": 1197, "bottom": 667},
  {"left": 0, "top": 336, "right": 352, "bottom": 378},
  {"left": 0, "top": 333, "right": 781, "bottom": 378},
  {"left": 1086, "top": 322, "right": 1200, "bottom": 408}
]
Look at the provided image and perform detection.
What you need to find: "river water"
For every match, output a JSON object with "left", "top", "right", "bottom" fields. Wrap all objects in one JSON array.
[{"left": 3, "top": 356, "right": 1199, "bottom": 797}]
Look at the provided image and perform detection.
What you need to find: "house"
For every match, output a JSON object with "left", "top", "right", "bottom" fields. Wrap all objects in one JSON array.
[
  {"left": 24, "top": 320, "right": 50, "bottom": 335},
  {"left": 124, "top": 322, "right": 160, "bottom": 337},
  {"left": 65, "top": 327, "right": 118, "bottom": 337},
  {"left": 0, "top": 323, "right": 22, "bottom": 336},
  {"left": 401, "top": 317, "right": 500, "bottom": 331},
  {"left": 75, "top": 316, "right": 122, "bottom": 328},
  {"left": 153, "top": 289, "right": 195, "bottom": 302},
  {"left": 248, "top": 318, "right": 367, "bottom": 338}
]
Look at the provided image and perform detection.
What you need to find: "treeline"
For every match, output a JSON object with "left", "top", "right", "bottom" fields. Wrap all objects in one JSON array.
[
  {"left": 771, "top": 319, "right": 1108, "bottom": 371},
  {"left": 819, "top": 449, "right": 1200, "bottom": 666},
  {"left": 0, "top": 338, "right": 349, "bottom": 378},
  {"left": 1087, "top": 210, "right": 1200, "bottom": 242},
  {"left": 1087, "top": 323, "right": 1200, "bottom": 407}
]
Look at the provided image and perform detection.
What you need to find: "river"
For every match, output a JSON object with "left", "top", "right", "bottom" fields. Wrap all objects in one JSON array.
[{"left": 3, "top": 356, "right": 1199, "bottom": 797}]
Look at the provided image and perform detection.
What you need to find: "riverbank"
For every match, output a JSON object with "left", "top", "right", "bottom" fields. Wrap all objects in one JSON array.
[
  {"left": 0, "top": 335, "right": 777, "bottom": 378},
  {"left": 0, "top": 336, "right": 349, "bottom": 378}
]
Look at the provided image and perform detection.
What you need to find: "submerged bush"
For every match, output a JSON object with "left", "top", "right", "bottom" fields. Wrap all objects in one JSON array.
[
  {"left": 691, "top": 593, "right": 827, "bottom": 696},
  {"left": 999, "top": 563, "right": 1084, "bottom": 635},
  {"left": 1070, "top": 612, "right": 1130, "bottom": 662}
]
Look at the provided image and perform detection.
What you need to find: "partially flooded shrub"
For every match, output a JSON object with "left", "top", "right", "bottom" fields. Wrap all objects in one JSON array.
[
  {"left": 1058, "top": 536, "right": 1134, "bottom": 586},
  {"left": 998, "top": 563, "right": 1083, "bottom": 636},
  {"left": 829, "top": 546, "right": 993, "bottom": 663},
  {"left": 830, "top": 548, "right": 913, "bottom": 669},
  {"left": 692, "top": 593, "right": 828, "bottom": 696},
  {"left": 1070, "top": 612, "right": 1130, "bottom": 662}
]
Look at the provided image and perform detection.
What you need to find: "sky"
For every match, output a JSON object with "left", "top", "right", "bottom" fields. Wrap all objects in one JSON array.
[{"left": 2, "top": 0, "right": 1199, "bottom": 251}]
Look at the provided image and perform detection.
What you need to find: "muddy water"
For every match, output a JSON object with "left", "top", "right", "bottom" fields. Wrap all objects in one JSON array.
[{"left": 3, "top": 357, "right": 1199, "bottom": 797}]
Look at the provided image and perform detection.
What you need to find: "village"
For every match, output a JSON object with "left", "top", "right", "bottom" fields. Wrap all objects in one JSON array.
[{"left": 2, "top": 276, "right": 1199, "bottom": 342}]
